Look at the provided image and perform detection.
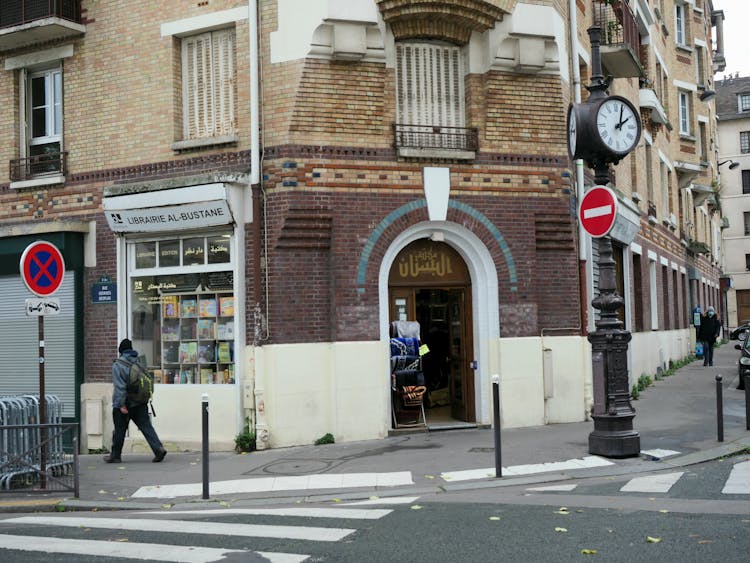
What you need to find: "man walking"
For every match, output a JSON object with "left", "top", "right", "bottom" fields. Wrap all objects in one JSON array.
[
  {"left": 698, "top": 307, "right": 722, "bottom": 367},
  {"left": 104, "top": 338, "right": 167, "bottom": 463}
]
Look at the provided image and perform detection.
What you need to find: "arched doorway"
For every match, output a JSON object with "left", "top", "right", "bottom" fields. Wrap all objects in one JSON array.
[{"left": 389, "top": 239, "right": 475, "bottom": 425}]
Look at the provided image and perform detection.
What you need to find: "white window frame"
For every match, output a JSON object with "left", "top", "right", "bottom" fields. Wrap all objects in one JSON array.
[
  {"left": 675, "top": 3, "right": 686, "bottom": 46},
  {"left": 678, "top": 90, "right": 691, "bottom": 135},
  {"left": 26, "top": 67, "right": 63, "bottom": 157},
  {"left": 181, "top": 28, "right": 237, "bottom": 142},
  {"left": 739, "top": 93, "right": 750, "bottom": 112}
]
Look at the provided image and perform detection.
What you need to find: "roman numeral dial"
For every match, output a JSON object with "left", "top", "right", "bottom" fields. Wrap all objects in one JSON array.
[{"left": 594, "top": 96, "right": 641, "bottom": 156}]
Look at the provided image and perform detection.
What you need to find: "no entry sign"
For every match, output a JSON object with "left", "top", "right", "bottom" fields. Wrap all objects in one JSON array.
[
  {"left": 579, "top": 186, "right": 618, "bottom": 238},
  {"left": 20, "top": 241, "right": 65, "bottom": 297}
]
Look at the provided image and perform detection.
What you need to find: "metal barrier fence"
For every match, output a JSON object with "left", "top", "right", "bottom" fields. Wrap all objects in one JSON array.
[{"left": 0, "top": 395, "right": 79, "bottom": 496}]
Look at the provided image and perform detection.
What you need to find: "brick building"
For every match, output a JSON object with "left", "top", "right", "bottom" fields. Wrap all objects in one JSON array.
[{"left": 0, "top": 0, "right": 726, "bottom": 451}]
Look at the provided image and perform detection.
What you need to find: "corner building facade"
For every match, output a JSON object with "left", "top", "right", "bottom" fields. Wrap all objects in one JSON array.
[{"left": 0, "top": 1, "right": 725, "bottom": 451}]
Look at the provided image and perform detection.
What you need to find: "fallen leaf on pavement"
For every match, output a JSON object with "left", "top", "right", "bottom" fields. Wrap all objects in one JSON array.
[
  {"left": 369, "top": 496, "right": 379, "bottom": 500},
  {"left": 646, "top": 536, "right": 662, "bottom": 543},
  {"left": 411, "top": 505, "right": 422, "bottom": 510},
  {"left": 98, "top": 490, "right": 107, "bottom": 494},
  {"left": 332, "top": 498, "right": 341, "bottom": 503},
  {"left": 554, "top": 527, "right": 567, "bottom": 533},
  {"left": 697, "top": 540, "right": 713, "bottom": 545},
  {"left": 218, "top": 501, "right": 230, "bottom": 507},
  {"left": 581, "top": 549, "right": 597, "bottom": 555},
  {"left": 659, "top": 510, "right": 669, "bottom": 514},
  {"left": 161, "top": 504, "right": 172, "bottom": 509},
  {"left": 489, "top": 516, "right": 501, "bottom": 521},
  {"left": 117, "top": 497, "right": 126, "bottom": 501},
  {"left": 424, "top": 475, "right": 435, "bottom": 479},
  {"left": 116, "top": 538, "right": 129, "bottom": 542}
]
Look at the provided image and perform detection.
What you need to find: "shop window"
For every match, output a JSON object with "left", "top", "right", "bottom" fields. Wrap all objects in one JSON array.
[{"left": 128, "top": 233, "right": 235, "bottom": 385}]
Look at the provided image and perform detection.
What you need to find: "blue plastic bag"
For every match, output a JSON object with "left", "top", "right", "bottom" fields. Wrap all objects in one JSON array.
[{"left": 695, "top": 342, "right": 704, "bottom": 358}]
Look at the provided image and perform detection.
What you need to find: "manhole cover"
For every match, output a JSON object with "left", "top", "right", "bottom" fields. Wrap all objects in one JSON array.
[{"left": 245, "top": 458, "right": 339, "bottom": 476}]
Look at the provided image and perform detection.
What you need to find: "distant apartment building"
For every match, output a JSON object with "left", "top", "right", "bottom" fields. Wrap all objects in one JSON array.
[
  {"left": 0, "top": 1, "right": 727, "bottom": 451},
  {"left": 717, "top": 74, "right": 750, "bottom": 329}
]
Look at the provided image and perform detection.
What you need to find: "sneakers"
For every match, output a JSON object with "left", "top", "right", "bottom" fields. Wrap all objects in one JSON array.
[
  {"left": 152, "top": 449, "right": 167, "bottom": 463},
  {"left": 103, "top": 455, "right": 121, "bottom": 463}
]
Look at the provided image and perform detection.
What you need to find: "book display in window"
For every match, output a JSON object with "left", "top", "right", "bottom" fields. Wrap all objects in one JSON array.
[
  {"left": 199, "top": 297, "right": 217, "bottom": 317},
  {"left": 181, "top": 298, "right": 197, "bottom": 318},
  {"left": 179, "top": 341, "right": 197, "bottom": 364},
  {"left": 163, "top": 296, "right": 179, "bottom": 318},
  {"left": 197, "top": 319, "right": 215, "bottom": 339},
  {"left": 219, "top": 296, "right": 234, "bottom": 316},
  {"left": 158, "top": 292, "right": 235, "bottom": 384}
]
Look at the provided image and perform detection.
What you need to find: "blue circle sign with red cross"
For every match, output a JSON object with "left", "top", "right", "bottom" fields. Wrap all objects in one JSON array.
[{"left": 20, "top": 241, "right": 65, "bottom": 297}]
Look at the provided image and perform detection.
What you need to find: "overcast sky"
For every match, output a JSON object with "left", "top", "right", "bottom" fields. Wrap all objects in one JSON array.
[{"left": 712, "top": 0, "right": 749, "bottom": 79}]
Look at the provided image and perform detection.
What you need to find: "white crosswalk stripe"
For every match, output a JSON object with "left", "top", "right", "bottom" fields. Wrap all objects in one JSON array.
[
  {"left": 619, "top": 471, "right": 684, "bottom": 493},
  {"left": 0, "top": 501, "right": 403, "bottom": 562},
  {"left": 722, "top": 460, "right": 750, "bottom": 494},
  {"left": 4, "top": 515, "right": 355, "bottom": 542},
  {"left": 0, "top": 534, "right": 307, "bottom": 563}
]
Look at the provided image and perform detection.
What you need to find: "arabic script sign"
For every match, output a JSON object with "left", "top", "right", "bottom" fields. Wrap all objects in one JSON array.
[{"left": 389, "top": 240, "right": 469, "bottom": 285}]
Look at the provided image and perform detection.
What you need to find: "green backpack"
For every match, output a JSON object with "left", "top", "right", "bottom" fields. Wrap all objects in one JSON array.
[{"left": 116, "top": 358, "right": 154, "bottom": 405}]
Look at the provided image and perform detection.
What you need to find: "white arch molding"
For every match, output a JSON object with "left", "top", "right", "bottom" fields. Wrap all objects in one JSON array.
[{"left": 378, "top": 221, "right": 500, "bottom": 425}]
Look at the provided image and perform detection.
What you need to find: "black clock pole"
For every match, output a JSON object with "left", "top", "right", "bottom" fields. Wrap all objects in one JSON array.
[{"left": 584, "top": 26, "right": 640, "bottom": 458}]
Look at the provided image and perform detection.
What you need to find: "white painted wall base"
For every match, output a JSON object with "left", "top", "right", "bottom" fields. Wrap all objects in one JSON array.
[{"left": 80, "top": 382, "right": 240, "bottom": 453}]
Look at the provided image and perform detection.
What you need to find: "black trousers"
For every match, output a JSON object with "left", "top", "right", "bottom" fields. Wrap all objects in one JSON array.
[
  {"left": 110, "top": 403, "right": 163, "bottom": 458},
  {"left": 702, "top": 339, "right": 715, "bottom": 365}
]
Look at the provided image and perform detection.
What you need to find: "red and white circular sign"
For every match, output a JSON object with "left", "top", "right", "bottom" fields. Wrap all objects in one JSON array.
[
  {"left": 579, "top": 186, "right": 618, "bottom": 238},
  {"left": 20, "top": 241, "right": 65, "bottom": 297}
]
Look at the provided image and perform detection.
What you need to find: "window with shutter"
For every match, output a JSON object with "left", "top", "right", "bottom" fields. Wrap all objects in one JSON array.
[
  {"left": 395, "top": 42, "right": 471, "bottom": 152},
  {"left": 182, "top": 28, "right": 237, "bottom": 141},
  {"left": 396, "top": 43, "right": 464, "bottom": 128}
]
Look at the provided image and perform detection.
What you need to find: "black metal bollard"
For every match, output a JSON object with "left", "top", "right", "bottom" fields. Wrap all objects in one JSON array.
[
  {"left": 716, "top": 375, "right": 724, "bottom": 442},
  {"left": 492, "top": 374, "right": 502, "bottom": 478},
  {"left": 745, "top": 373, "right": 750, "bottom": 431},
  {"left": 202, "top": 393, "right": 209, "bottom": 499}
]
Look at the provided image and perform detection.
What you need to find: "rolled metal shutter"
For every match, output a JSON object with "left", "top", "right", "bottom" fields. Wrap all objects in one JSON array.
[{"left": 0, "top": 273, "right": 76, "bottom": 418}]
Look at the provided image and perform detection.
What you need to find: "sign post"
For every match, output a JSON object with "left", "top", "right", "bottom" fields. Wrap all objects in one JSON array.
[{"left": 20, "top": 241, "right": 65, "bottom": 490}]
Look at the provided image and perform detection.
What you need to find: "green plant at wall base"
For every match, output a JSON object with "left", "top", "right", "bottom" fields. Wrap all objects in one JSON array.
[
  {"left": 315, "top": 433, "right": 335, "bottom": 445},
  {"left": 631, "top": 385, "right": 640, "bottom": 400},
  {"left": 234, "top": 417, "right": 256, "bottom": 453}
]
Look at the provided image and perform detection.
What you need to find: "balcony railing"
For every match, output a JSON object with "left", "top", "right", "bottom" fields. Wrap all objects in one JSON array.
[
  {"left": 10, "top": 151, "right": 67, "bottom": 182},
  {"left": 393, "top": 124, "right": 478, "bottom": 159},
  {"left": 593, "top": 0, "right": 643, "bottom": 78},
  {"left": 0, "top": 0, "right": 81, "bottom": 28}
]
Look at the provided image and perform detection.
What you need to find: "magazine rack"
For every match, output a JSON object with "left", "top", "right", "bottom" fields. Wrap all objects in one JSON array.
[{"left": 390, "top": 335, "right": 427, "bottom": 430}]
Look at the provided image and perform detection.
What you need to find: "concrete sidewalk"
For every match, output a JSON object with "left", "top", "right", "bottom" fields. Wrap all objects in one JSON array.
[{"left": 2, "top": 341, "right": 750, "bottom": 513}]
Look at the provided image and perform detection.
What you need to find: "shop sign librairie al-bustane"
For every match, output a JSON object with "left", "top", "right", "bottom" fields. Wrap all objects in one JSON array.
[{"left": 106, "top": 201, "right": 233, "bottom": 233}]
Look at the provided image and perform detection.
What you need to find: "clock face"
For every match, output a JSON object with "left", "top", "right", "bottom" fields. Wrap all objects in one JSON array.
[
  {"left": 595, "top": 96, "right": 640, "bottom": 155},
  {"left": 567, "top": 104, "right": 578, "bottom": 159}
]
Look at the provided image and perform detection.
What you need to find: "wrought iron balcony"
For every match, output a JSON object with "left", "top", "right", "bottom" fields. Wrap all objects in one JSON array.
[
  {"left": 393, "top": 123, "right": 478, "bottom": 160},
  {"left": 593, "top": 0, "right": 643, "bottom": 78},
  {"left": 10, "top": 151, "right": 67, "bottom": 182},
  {"left": 0, "top": 1, "right": 84, "bottom": 52}
]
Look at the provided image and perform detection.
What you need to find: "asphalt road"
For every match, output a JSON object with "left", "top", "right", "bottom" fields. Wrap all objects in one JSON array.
[{"left": 0, "top": 456, "right": 749, "bottom": 562}]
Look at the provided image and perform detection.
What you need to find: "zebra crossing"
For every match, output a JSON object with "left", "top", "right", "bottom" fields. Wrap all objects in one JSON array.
[
  {"left": 0, "top": 497, "right": 417, "bottom": 562},
  {"left": 526, "top": 459, "right": 750, "bottom": 497}
]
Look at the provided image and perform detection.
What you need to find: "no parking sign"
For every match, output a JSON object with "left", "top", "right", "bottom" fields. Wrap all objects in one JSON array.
[{"left": 20, "top": 241, "right": 65, "bottom": 297}]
